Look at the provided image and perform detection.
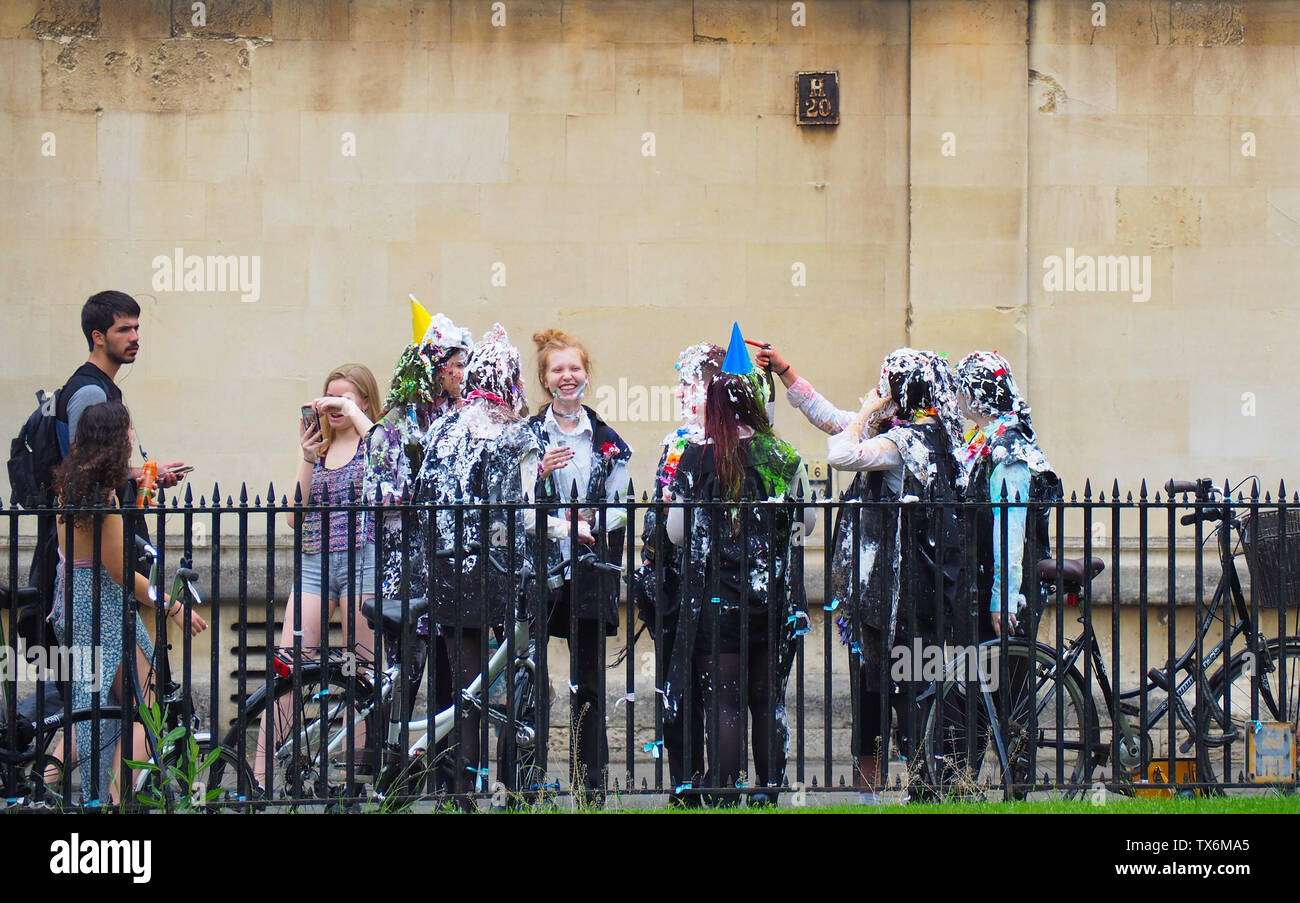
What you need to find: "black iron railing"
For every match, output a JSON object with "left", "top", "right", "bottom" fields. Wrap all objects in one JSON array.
[{"left": 1, "top": 478, "right": 1296, "bottom": 810}]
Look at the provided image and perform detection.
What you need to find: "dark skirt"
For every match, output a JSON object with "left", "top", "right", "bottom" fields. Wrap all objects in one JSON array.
[{"left": 546, "top": 586, "right": 619, "bottom": 638}]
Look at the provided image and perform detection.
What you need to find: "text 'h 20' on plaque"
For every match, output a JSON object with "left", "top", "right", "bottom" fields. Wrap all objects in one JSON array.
[{"left": 796, "top": 71, "right": 839, "bottom": 126}]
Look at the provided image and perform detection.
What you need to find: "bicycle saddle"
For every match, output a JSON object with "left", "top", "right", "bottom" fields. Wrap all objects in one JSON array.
[
  {"left": 0, "top": 585, "right": 40, "bottom": 611},
  {"left": 1035, "top": 557, "right": 1105, "bottom": 593},
  {"left": 361, "top": 596, "right": 430, "bottom": 634}
]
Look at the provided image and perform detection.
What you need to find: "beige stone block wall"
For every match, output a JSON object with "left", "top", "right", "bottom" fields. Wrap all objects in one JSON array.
[
  {"left": 9, "top": 111, "right": 97, "bottom": 179},
  {"left": 1029, "top": 0, "right": 1300, "bottom": 490},
  {"left": 0, "top": 38, "right": 42, "bottom": 112},
  {"left": 909, "top": 1, "right": 1029, "bottom": 385},
  {"left": 450, "top": 0, "right": 563, "bottom": 43},
  {"left": 1, "top": 0, "right": 1297, "bottom": 526},
  {"left": 1029, "top": 45, "right": 1116, "bottom": 115},
  {"left": 97, "top": 112, "right": 188, "bottom": 181}
]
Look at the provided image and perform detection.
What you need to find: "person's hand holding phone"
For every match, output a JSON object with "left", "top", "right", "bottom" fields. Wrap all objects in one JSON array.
[
  {"left": 157, "top": 462, "right": 190, "bottom": 488},
  {"left": 300, "top": 405, "right": 323, "bottom": 464}
]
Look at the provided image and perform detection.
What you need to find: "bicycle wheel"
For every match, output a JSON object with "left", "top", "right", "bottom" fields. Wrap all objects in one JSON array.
[
  {"left": 921, "top": 641, "right": 1097, "bottom": 800},
  {"left": 215, "top": 667, "right": 374, "bottom": 808},
  {"left": 29, "top": 706, "right": 187, "bottom": 809},
  {"left": 497, "top": 658, "right": 545, "bottom": 805},
  {"left": 141, "top": 740, "right": 262, "bottom": 812},
  {"left": 24, "top": 706, "right": 125, "bottom": 809},
  {"left": 1197, "top": 637, "right": 1300, "bottom": 789}
]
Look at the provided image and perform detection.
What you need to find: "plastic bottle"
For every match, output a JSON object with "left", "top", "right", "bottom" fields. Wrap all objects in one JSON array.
[{"left": 137, "top": 460, "right": 157, "bottom": 507}]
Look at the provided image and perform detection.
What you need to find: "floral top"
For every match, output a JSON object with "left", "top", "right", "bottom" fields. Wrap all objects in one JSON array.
[
  {"left": 364, "top": 398, "right": 459, "bottom": 508},
  {"left": 303, "top": 441, "right": 374, "bottom": 554}
]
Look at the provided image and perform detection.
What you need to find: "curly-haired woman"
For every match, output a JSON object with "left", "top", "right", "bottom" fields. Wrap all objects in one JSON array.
[{"left": 50, "top": 401, "right": 206, "bottom": 804}]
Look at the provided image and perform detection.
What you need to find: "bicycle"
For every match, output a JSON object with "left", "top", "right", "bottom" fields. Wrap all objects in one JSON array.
[
  {"left": 1, "top": 538, "right": 246, "bottom": 810},
  {"left": 210, "top": 541, "right": 621, "bottom": 810},
  {"left": 921, "top": 477, "right": 1300, "bottom": 798}
]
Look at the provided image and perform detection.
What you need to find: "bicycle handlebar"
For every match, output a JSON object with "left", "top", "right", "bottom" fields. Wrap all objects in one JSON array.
[
  {"left": 1166, "top": 478, "right": 1230, "bottom": 527},
  {"left": 133, "top": 536, "right": 203, "bottom": 602}
]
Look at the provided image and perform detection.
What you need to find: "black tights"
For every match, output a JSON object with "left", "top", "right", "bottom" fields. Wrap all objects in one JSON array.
[
  {"left": 564, "top": 618, "right": 609, "bottom": 792},
  {"left": 693, "top": 647, "right": 786, "bottom": 795},
  {"left": 855, "top": 674, "right": 927, "bottom": 776},
  {"left": 661, "top": 626, "right": 704, "bottom": 794},
  {"left": 442, "top": 627, "right": 497, "bottom": 793}
]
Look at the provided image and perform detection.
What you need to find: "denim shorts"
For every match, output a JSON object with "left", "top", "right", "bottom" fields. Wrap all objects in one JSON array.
[{"left": 298, "top": 543, "right": 377, "bottom": 602}]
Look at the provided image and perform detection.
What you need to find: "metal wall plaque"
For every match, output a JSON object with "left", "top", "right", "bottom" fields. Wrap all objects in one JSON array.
[{"left": 796, "top": 71, "right": 839, "bottom": 126}]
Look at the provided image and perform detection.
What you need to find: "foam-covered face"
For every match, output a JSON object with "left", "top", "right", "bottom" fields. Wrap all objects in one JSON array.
[
  {"left": 466, "top": 323, "right": 526, "bottom": 413},
  {"left": 545, "top": 347, "right": 588, "bottom": 404},
  {"left": 956, "top": 350, "right": 1026, "bottom": 421},
  {"left": 677, "top": 379, "right": 706, "bottom": 425},
  {"left": 439, "top": 351, "right": 467, "bottom": 399},
  {"left": 958, "top": 390, "right": 976, "bottom": 421},
  {"left": 674, "top": 342, "right": 720, "bottom": 425}
]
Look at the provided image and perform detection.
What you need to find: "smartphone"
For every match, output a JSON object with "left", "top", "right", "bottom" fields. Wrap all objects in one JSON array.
[
  {"left": 301, "top": 404, "right": 321, "bottom": 434},
  {"left": 169, "top": 465, "right": 195, "bottom": 476}
]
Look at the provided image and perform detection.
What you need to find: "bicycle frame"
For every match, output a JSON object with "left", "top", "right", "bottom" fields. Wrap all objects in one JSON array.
[
  {"left": 262, "top": 601, "right": 537, "bottom": 797},
  {"left": 125, "top": 545, "right": 211, "bottom": 803},
  {"left": 1018, "top": 490, "right": 1275, "bottom": 788},
  {"left": 261, "top": 542, "right": 613, "bottom": 803}
]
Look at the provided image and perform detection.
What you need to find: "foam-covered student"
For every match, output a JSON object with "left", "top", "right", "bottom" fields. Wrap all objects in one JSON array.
[
  {"left": 955, "top": 351, "right": 1060, "bottom": 639},
  {"left": 364, "top": 305, "right": 473, "bottom": 725},
  {"left": 634, "top": 341, "right": 723, "bottom": 806},
  {"left": 662, "top": 325, "right": 815, "bottom": 806},
  {"left": 525, "top": 328, "right": 631, "bottom": 806},
  {"left": 755, "top": 341, "right": 966, "bottom": 804},
  {"left": 414, "top": 325, "right": 540, "bottom": 799}
]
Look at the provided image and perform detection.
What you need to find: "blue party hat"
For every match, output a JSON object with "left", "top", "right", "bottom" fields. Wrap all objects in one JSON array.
[{"left": 721, "top": 322, "right": 753, "bottom": 375}]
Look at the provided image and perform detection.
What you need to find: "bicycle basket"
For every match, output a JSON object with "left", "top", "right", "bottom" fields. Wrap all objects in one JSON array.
[{"left": 1240, "top": 508, "right": 1300, "bottom": 609}]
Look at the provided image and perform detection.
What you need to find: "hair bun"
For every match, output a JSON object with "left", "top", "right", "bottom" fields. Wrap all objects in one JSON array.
[{"left": 532, "top": 328, "right": 572, "bottom": 351}]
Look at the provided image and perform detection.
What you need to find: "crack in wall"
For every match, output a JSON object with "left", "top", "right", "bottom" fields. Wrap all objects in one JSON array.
[{"left": 1028, "top": 68, "right": 1067, "bottom": 114}]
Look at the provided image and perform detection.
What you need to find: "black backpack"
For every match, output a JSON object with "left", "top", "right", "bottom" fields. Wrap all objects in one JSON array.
[{"left": 7, "top": 389, "right": 62, "bottom": 508}]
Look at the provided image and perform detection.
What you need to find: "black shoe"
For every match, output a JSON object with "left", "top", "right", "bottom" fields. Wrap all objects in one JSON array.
[
  {"left": 702, "top": 789, "right": 742, "bottom": 808},
  {"left": 668, "top": 790, "right": 702, "bottom": 809},
  {"left": 575, "top": 785, "right": 605, "bottom": 810}
]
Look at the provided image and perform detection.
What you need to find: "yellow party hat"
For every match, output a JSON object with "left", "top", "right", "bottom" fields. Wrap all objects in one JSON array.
[{"left": 409, "top": 293, "right": 432, "bottom": 344}]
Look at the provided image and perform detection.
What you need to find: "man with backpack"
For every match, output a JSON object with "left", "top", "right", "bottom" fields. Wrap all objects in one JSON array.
[
  {"left": 31, "top": 290, "right": 186, "bottom": 574},
  {"left": 12, "top": 291, "right": 186, "bottom": 728}
]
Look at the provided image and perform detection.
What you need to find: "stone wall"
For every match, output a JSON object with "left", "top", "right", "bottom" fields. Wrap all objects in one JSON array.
[{"left": 1, "top": 0, "right": 1295, "bottom": 524}]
